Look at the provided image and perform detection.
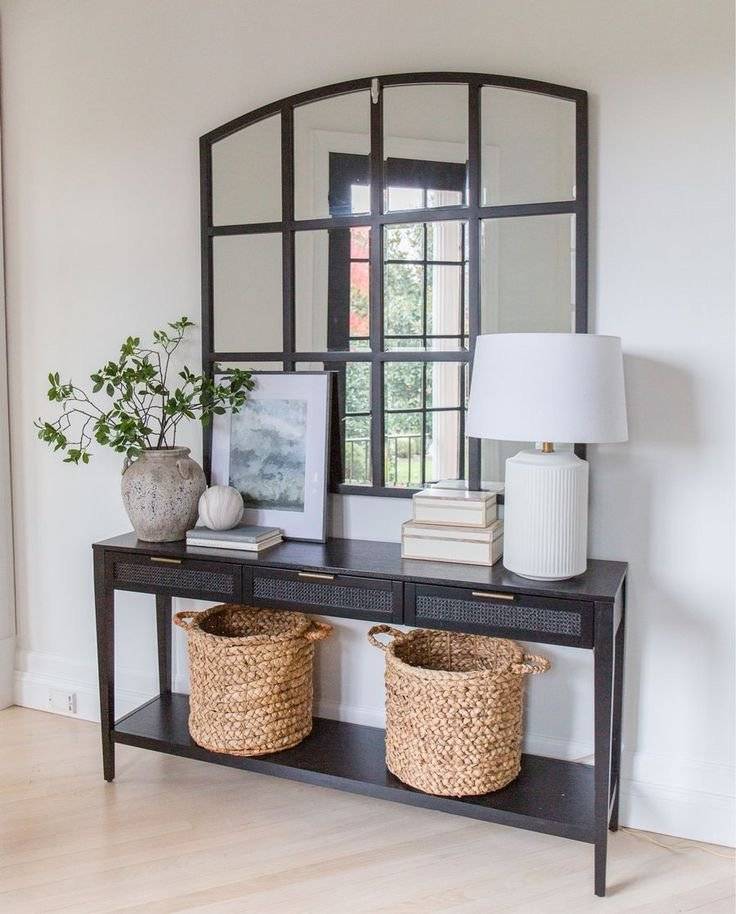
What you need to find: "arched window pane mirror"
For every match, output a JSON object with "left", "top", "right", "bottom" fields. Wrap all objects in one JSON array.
[{"left": 201, "top": 73, "right": 587, "bottom": 496}]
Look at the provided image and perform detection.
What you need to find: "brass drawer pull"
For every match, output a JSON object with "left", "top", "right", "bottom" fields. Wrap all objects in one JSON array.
[
  {"left": 298, "top": 571, "right": 335, "bottom": 581},
  {"left": 151, "top": 557, "right": 183, "bottom": 565},
  {"left": 471, "top": 590, "right": 514, "bottom": 601}
]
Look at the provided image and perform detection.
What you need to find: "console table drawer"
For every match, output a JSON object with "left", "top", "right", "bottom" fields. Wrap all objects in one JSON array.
[
  {"left": 109, "top": 554, "right": 241, "bottom": 602},
  {"left": 247, "top": 567, "right": 402, "bottom": 623},
  {"left": 406, "top": 584, "right": 593, "bottom": 647}
]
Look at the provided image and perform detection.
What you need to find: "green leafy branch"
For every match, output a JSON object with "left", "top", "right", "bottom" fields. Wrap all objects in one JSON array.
[{"left": 35, "top": 316, "right": 254, "bottom": 464}]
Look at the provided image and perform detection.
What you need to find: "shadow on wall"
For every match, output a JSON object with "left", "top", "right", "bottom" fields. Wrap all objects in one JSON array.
[
  {"left": 624, "top": 353, "right": 701, "bottom": 448},
  {"left": 592, "top": 352, "right": 708, "bottom": 779}
]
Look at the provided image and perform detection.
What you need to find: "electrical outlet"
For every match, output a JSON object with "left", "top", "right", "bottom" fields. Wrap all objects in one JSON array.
[{"left": 48, "top": 688, "right": 77, "bottom": 714}]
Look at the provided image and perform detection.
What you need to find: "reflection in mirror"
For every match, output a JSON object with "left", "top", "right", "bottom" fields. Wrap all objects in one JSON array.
[
  {"left": 212, "top": 115, "right": 282, "bottom": 226},
  {"left": 481, "top": 438, "right": 533, "bottom": 484},
  {"left": 341, "top": 361, "right": 371, "bottom": 485},
  {"left": 481, "top": 88, "right": 575, "bottom": 205},
  {"left": 383, "top": 84, "right": 468, "bottom": 212},
  {"left": 294, "top": 92, "right": 371, "bottom": 221},
  {"left": 383, "top": 361, "right": 464, "bottom": 487},
  {"left": 296, "top": 360, "right": 372, "bottom": 486},
  {"left": 213, "top": 234, "right": 282, "bottom": 352},
  {"left": 480, "top": 215, "right": 575, "bottom": 333},
  {"left": 479, "top": 439, "right": 574, "bottom": 486},
  {"left": 295, "top": 227, "right": 370, "bottom": 351},
  {"left": 384, "top": 222, "right": 468, "bottom": 350}
]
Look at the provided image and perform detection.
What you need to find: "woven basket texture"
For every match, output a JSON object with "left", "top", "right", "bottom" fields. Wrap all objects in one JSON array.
[
  {"left": 174, "top": 604, "right": 331, "bottom": 756},
  {"left": 368, "top": 625, "right": 549, "bottom": 797}
]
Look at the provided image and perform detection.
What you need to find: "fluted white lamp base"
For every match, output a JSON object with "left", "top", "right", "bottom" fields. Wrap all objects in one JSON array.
[{"left": 503, "top": 449, "right": 588, "bottom": 581}]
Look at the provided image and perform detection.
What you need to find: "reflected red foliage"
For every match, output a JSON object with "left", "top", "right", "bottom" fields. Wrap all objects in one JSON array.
[{"left": 350, "top": 261, "right": 369, "bottom": 294}]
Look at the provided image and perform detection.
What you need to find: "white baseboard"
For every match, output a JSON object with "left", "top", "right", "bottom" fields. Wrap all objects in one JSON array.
[
  {"left": 14, "top": 648, "right": 156, "bottom": 721},
  {"left": 13, "top": 651, "right": 735, "bottom": 848},
  {"left": 620, "top": 776, "right": 735, "bottom": 847}
]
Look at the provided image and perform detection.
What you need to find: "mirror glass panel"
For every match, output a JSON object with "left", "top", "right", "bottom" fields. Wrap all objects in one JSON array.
[
  {"left": 294, "top": 92, "right": 371, "bottom": 221},
  {"left": 384, "top": 361, "right": 464, "bottom": 487},
  {"left": 213, "top": 234, "right": 282, "bottom": 351},
  {"left": 480, "top": 214, "right": 575, "bottom": 333},
  {"left": 295, "top": 226, "right": 370, "bottom": 351},
  {"left": 383, "top": 84, "right": 468, "bottom": 212},
  {"left": 481, "top": 87, "right": 575, "bottom": 205},
  {"left": 384, "top": 221, "right": 468, "bottom": 350},
  {"left": 212, "top": 115, "right": 282, "bottom": 225},
  {"left": 341, "top": 361, "right": 372, "bottom": 486},
  {"left": 480, "top": 438, "right": 534, "bottom": 485}
]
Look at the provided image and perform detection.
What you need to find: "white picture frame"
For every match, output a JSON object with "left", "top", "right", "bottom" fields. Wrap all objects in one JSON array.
[{"left": 211, "top": 371, "right": 332, "bottom": 541}]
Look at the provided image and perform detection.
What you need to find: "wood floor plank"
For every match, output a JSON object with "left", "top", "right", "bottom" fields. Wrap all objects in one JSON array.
[{"left": 0, "top": 707, "right": 733, "bottom": 914}]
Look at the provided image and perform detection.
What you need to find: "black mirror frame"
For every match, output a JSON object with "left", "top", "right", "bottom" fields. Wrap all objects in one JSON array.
[{"left": 199, "top": 72, "right": 588, "bottom": 497}]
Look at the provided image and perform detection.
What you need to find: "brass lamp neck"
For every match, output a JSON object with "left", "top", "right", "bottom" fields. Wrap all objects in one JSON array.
[{"left": 541, "top": 442, "right": 555, "bottom": 453}]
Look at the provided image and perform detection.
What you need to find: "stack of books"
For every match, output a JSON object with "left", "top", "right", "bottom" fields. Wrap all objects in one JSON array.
[
  {"left": 186, "top": 524, "right": 283, "bottom": 553},
  {"left": 401, "top": 482, "right": 503, "bottom": 567}
]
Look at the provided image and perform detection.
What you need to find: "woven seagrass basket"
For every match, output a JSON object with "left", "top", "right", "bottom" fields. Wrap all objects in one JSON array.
[
  {"left": 174, "top": 604, "right": 331, "bottom": 756},
  {"left": 368, "top": 625, "right": 549, "bottom": 796}
]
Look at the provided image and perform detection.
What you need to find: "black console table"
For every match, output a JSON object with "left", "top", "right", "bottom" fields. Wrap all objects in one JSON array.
[{"left": 93, "top": 533, "right": 626, "bottom": 896}]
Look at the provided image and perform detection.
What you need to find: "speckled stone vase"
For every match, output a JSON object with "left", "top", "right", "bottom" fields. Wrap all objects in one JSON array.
[{"left": 121, "top": 447, "right": 206, "bottom": 542}]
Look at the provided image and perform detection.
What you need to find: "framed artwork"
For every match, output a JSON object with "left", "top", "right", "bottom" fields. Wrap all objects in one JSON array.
[{"left": 211, "top": 371, "right": 333, "bottom": 541}]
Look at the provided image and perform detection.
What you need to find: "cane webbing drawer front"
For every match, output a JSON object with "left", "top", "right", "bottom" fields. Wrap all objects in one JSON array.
[
  {"left": 110, "top": 554, "right": 241, "bottom": 601},
  {"left": 249, "top": 568, "right": 401, "bottom": 623},
  {"left": 408, "top": 584, "right": 593, "bottom": 647}
]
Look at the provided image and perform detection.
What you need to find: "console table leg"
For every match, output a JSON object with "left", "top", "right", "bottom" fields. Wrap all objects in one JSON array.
[
  {"left": 93, "top": 551, "right": 115, "bottom": 782},
  {"left": 594, "top": 601, "right": 614, "bottom": 897},
  {"left": 609, "top": 595, "right": 626, "bottom": 832},
  {"left": 156, "top": 595, "right": 173, "bottom": 695}
]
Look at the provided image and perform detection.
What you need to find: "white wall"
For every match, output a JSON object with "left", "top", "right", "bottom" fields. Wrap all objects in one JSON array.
[
  {"left": 0, "top": 114, "right": 14, "bottom": 709},
  {"left": 2, "top": 0, "right": 733, "bottom": 846}
]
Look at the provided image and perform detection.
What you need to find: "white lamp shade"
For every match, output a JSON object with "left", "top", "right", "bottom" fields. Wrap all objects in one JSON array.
[{"left": 466, "top": 333, "right": 628, "bottom": 444}]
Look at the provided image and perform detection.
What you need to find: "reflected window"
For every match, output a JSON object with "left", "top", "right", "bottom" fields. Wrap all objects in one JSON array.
[
  {"left": 384, "top": 218, "right": 468, "bottom": 351},
  {"left": 383, "top": 362, "right": 464, "bottom": 487}
]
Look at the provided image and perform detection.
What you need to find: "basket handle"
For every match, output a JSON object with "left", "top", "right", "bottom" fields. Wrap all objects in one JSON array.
[
  {"left": 304, "top": 619, "right": 333, "bottom": 642},
  {"left": 173, "top": 610, "right": 200, "bottom": 631},
  {"left": 367, "top": 624, "right": 403, "bottom": 652},
  {"left": 511, "top": 653, "right": 551, "bottom": 675}
]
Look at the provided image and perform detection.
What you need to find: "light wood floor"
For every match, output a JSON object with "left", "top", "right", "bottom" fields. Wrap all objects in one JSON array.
[{"left": 0, "top": 707, "right": 733, "bottom": 914}]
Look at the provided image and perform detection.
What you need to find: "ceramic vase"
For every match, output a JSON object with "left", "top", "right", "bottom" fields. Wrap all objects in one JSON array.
[{"left": 121, "top": 447, "right": 206, "bottom": 542}]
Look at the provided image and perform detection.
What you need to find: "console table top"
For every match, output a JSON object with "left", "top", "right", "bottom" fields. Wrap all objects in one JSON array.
[{"left": 94, "top": 533, "right": 627, "bottom": 602}]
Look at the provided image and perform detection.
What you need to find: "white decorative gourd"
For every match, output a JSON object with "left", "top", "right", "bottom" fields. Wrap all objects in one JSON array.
[{"left": 198, "top": 485, "right": 244, "bottom": 531}]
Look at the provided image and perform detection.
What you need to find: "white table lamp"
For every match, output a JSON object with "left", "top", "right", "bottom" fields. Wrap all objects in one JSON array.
[{"left": 467, "top": 333, "right": 627, "bottom": 580}]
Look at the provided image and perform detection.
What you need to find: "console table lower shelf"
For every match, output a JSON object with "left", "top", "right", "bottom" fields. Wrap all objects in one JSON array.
[
  {"left": 114, "top": 692, "right": 595, "bottom": 844},
  {"left": 95, "top": 534, "right": 627, "bottom": 895}
]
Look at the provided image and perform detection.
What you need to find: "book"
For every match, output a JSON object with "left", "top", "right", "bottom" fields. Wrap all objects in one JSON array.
[
  {"left": 401, "top": 519, "right": 503, "bottom": 567},
  {"left": 186, "top": 532, "right": 283, "bottom": 552},
  {"left": 186, "top": 524, "right": 281, "bottom": 544}
]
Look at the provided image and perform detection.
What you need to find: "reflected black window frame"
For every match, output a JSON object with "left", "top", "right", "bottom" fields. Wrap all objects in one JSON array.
[{"left": 200, "top": 72, "right": 588, "bottom": 498}]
